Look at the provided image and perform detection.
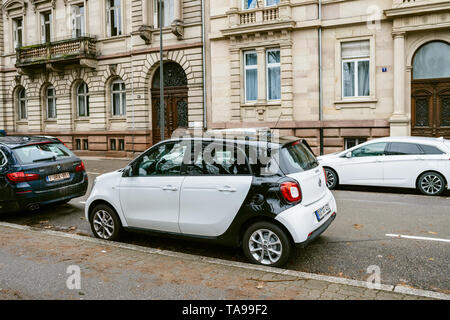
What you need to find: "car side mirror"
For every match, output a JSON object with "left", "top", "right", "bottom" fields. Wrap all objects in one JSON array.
[
  {"left": 122, "top": 165, "right": 132, "bottom": 177},
  {"left": 345, "top": 152, "right": 352, "bottom": 158}
]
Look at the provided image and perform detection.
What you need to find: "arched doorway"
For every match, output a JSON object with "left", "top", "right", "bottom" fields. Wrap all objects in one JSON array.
[
  {"left": 151, "top": 62, "right": 188, "bottom": 144},
  {"left": 411, "top": 41, "right": 450, "bottom": 138}
]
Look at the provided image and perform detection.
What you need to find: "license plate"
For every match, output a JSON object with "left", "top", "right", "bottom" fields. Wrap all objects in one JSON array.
[
  {"left": 47, "top": 172, "right": 70, "bottom": 182},
  {"left": 315, "top": 203, "right": 331, "bottom": 221}
]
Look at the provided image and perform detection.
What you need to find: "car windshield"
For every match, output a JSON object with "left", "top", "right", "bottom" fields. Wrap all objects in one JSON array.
[
  {"left": 279, "top": 141, "right": 318, "bottom": 174},
  {"left": 13, "top": 143, "right": 74, "bottom": 164}
]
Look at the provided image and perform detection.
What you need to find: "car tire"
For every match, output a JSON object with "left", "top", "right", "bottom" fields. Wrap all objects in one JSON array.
[
  {"left": 90, "top": 204, "right": 122, "bottom": 241},
  {"left": 242, "top": 221, "right": 292, "bottom": 267},
  {"left": 324, "top": 167, "right": 338, "bottom": 190},
  {"left": 417, "top": 172, "right": 446, "bottom": 196}
]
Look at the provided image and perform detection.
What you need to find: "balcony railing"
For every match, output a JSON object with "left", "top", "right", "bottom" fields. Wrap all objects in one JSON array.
[
  {"left": 238, "top": 7, "right": 280, "bottom": 25},
  {"left": 16, "top": 36, "right": 97, "bottom": 68}
]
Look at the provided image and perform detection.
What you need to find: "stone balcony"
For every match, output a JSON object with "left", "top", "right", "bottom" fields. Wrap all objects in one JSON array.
[
  {"left": 222, "top": 0, "right": 295, "bottom": 37},
  {"left": 15, "top": 36, "right": 98, "bottom": 74}
]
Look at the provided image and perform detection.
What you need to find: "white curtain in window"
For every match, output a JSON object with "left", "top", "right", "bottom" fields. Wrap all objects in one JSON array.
[
  {"left": 245, "top": 52, "right": 258, "bottom": 102},
  {"left": 358, "top": 60, "right": 370, "bottom": 96},
  {"left": 341, "top": 40, "right": 370, "bottom": 59},
  {"left": 266, "top": 0, "right": 280, "bottom": 6},
  {"left": 343, "top": 62, "right": 355, "bottom": 97},
  {"left": 267, "top": 50, "right": 281, "bottom": 100},
  {"left": 244, "top": 0, "right": 257, "bottom": 10}
]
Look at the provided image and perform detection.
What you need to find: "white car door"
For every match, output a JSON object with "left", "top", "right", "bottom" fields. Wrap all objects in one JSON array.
[
  {"left": 382, "top": 142, "right": 425, "bottom": 188},
  {"left": 118, "top": 141, "right": 187, "bottom": 233},
  {"left": 178, "top": 143, "right": 252, "bottom": 237},
  {"left": 336, "top": 142, "right": 387, "bottom": 186}
]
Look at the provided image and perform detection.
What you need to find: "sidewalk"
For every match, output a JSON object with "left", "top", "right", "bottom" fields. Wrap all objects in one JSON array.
[{"left": 0, "top": 223, "right": 440, "bottom": 300}]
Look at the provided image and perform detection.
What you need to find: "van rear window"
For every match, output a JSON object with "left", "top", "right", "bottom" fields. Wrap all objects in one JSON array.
[
  {"left": 13, "top": 143, "right": 74, "bottom": 164},
  {"left": 279, "top": 141, "right": 318, "bottom": 174}
]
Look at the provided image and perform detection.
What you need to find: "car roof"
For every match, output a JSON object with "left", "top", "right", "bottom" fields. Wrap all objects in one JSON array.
[
  {"left": 0, "top": 136, "right": 59, "bottom": 149},
  {"left": 164, "top": 136, "right": 300, "bottom": 149},
  {"left": 369, "top": 136, "right": 448, "bottom": 145}
]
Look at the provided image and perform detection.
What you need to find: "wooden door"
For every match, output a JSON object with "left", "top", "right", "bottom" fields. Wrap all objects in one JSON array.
[
  {"left": 411, "top": 79, "right": 450, "bottom": 138},
  {"left": 151, "top": 87, "right": 188, "bottom": 144}
]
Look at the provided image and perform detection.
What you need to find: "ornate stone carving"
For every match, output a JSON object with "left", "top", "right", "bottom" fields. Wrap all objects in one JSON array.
[
  {"left": 171, "top": 19, "right": 184, "bottom": 40},
  {"left": 138, "top": 25, "right": 153, "bottom": 45}
]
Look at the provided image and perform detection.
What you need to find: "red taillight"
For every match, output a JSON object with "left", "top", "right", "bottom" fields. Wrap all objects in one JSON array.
[
  {"left": 6, "top": 172, "right": 40, "bottom": 183},
  {"left": 280, "top": 181, "right": 302, "bottom": 203},
  {"left": 75, "top": 161, "right": 85, "bottom": 172}
]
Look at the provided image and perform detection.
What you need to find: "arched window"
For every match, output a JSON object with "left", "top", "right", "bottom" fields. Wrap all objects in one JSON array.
[
  {"left": 111, "top": 80, "right": 126, "bottom": 116},
  {"left": 18, "top": 88, "right": 27, "bottom": 120},
  {"left": 413, "top": 41, "right": 450, "bottom": 80},
  {"left": 77, "top": 82, "right": 89, "bottom": 117},
  {"left": 46, "top": 85, "right": 56, "bottom": 119}
]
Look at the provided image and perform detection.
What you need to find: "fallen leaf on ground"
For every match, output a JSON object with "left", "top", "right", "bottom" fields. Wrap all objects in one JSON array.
[
  {"left": 427, "top": 231, "right": 438, "bottom": 235},
  {"left": 353, "top": 224, "right": 364, "bottom": 230}
]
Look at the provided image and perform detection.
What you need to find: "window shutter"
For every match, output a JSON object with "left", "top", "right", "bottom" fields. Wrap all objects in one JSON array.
[{"left": 341, "top": 40, "right": 370, "bottom": 59}]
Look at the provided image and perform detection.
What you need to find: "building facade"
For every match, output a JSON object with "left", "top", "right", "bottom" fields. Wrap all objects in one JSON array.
[
  {"left": 0, "top": 0, "right": 205, "bottom": 157},
  {"left": 206, "top": 0, "right": 450, "bottom": 154}
]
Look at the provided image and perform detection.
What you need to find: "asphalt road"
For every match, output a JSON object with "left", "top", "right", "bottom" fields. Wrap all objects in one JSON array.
[{"left": 1, "top": 158, "right": 449, "bottom": 294}]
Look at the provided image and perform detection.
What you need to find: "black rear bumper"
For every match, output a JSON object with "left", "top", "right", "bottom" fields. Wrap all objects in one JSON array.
[{"left": 0, "top": 179, "right": 88, "bottom": 213}]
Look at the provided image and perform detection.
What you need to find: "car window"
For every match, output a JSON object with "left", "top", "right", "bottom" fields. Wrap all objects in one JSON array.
[
  {"left": 0, "top": 149, "right": 7, "bottom": 167},
  {"left": 13, "top": 143, "right": 74, "bottom": 164},
  {"left": 279, "top": 141, "right": 318, "bottom": 174},
  {"left": 185, "top": 143, "right": 250, "bottom": 175},
  {"left": 419, "top": 144, "right": 445, "bottom": 155},
  {"left": 387, "top": 142, "right": 423, "bottom": 155},
  {"left": 132, "top": 142, "right": 187, "bottom": 176},
  {"left": 351, "top": 142, "right": 387, "bottom": 157}
]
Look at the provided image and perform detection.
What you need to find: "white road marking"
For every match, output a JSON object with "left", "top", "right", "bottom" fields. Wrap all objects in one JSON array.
[
  {"left": 86, "top": 172, "right": 102, "bottom": 175},
  {"left": 386, "top": 234, "right": 450, "bottom": 243}
]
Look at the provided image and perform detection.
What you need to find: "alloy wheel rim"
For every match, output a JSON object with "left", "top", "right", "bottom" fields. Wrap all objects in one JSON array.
[
  {"left": 249, "top": 229, "right": 283, "bottom": 265},
  {"left": 420, "top": 174, "right": 442, "bottom": 195},
  {"left": 93, "top": 210, "right": 114, "bottom": 239},
  {"left": 325, "top": 170, "right": 335, "bottom": 188}
]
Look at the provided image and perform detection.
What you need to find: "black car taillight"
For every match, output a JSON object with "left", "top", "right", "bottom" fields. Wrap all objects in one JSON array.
[
  {"left": 280, "top": 181, "right": 302, "bottom": 203},
  {"left": 6, "top": 172, "right": 40, "bottom": 183}
]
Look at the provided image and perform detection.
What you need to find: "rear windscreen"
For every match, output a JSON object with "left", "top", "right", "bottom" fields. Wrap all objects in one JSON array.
[
  {"left": 279, "top": 142, "right": 319, "bottom": 174},
  {"left": 13, "top": 143, "right": 75, "bottom": 164}
]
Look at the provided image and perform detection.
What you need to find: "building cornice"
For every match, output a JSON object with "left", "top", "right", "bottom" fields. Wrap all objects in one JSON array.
[{"left": 385, "top": 2, "right": 450, "bottom": 18}]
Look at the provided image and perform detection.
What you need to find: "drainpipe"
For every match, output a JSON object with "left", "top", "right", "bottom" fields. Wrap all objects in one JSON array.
[
  {"left": 201, "top": 0, "right": 207, "bottom": 130},
  {"left": 318, "top": 0, "right": 324, "bottom": 155}
]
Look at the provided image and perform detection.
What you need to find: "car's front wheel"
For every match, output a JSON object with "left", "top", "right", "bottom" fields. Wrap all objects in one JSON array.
[
  {"left": 417, "top": 172, "right": 446, "bottom": 196},
  {"left": 90, "top": 204, "right": 122, "bottom": 241},
  {"left": 324, "top": 167, "right": 338, "bottom": 190},
  {"left": 242, "top": 222, "right": 292, "bottom": 267}
]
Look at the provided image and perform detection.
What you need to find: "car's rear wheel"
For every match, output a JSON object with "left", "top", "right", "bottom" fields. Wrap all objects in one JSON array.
[
  {"left": 242, "top": 222, "right": 291, "bottom": 267},
  {"left": 324, "top": 167, "right": 338, "bottom": 190},
  {"left": 417, "top": 172, "right": 446, "bottom": 196},
  {"left": 90, "top": 204, "right": 121, "bottom": 241}
]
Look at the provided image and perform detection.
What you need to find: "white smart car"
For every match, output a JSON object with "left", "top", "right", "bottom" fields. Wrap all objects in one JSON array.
[
  {"left": 85, "top": 136, "right": 337, "bottom": 267},
  {"left": 318, "top": 136, "right": 450, "bottom": 196}
]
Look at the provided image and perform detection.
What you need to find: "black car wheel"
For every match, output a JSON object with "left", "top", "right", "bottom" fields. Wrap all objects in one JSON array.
[
  {"left": 417, "top": 172, "right": 446, "bottom": 196},
  {"left": 243, "top": 221, "right": 292, "bottom": 267},
  {"left": 324, "top": 167, "right": 338, "bottom": 190},
  {"left": 90, "top": 204, "right": 122, "bottom": 241}
]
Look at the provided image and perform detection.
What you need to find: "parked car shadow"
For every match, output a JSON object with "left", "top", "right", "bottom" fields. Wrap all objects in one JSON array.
[{"left": 335, "top": 185, "right": 450, "bottom": 197}]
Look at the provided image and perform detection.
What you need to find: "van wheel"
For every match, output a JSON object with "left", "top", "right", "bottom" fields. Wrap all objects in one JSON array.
[
  {"left": 324, "top": 167, "right": 338, "bottom": 190},
  {"left": 90, "top": 204, "right": 121, "bottom": 241},
  {"left": 243, "top": 222, "right": 291, "bottom": 267},
  {"left": 417, "top": 172, "right": 446, "bottom": 196}
]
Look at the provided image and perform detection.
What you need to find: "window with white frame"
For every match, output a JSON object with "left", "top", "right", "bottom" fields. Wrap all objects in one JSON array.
[
  {"left": 77, "top": 82, "right": 89, "bottom": 117},
  {"left": 107, "top": 0, "right": 122, "bottom": 37},
  {"left": 344, "top": 137, "right": 367, "bottom": 149},
  {"left": 243, "top": 0, "right": 257, "bottom": 10},
  {"left": 244, "top": 51, "right": 258, "bottom": 102},
  {"left": 41, "top": 11, "right": 52, "bottom": 43},
  {"left": 341, "top": 40, "right": 370, "bottom": 98},
  {"left": 111, "top": 80, "right": 126, "bottom": 116},
  {"left": 266, "top": 49, "right": 281, "bottom": 101},
  {"left": 18, "top": 88, "right": 27, "bottom": 120},
  {"left": 46, "top": 85, "right": 56, "bottom": 119},
  {"left": 72, "top": 4, "right": 85, "bottom": 38},
  {"left": 153, "top": 0, "right": 174, "bottom": 28},
  {"left": 13, "top": 18, "right": 23, "bottom": 49}
]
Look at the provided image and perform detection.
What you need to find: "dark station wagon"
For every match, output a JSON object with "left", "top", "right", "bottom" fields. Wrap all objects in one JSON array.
[{"left": 0, "top": 136, "right": 88, "bottom": 213}]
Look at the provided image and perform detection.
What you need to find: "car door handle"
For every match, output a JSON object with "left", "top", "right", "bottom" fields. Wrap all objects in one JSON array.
[
  {"left": 162, "top": 185, "right": 178, "bottom": 191},
  {"left": 218, "top": 186, "right": 237, "bottom": 192}
]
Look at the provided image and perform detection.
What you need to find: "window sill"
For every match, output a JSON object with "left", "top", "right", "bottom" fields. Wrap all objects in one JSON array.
[
  {"left": 75, "top": 118, "right": 90, "bottom": 122},
  {"left": 109, "top": 116, "right": 126, "bottom": 122},
  {"left": 98, "top": 34, "right": 128, "bottom": 43},
  {"left": 16, "top": 120, "right": 28, "bottom": 124},
  {"left": 44, "top": 119, "right": 57, "bottom": 124},
  {"left": 334, "top": 98, "right": 378, "bottom": 109}
]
